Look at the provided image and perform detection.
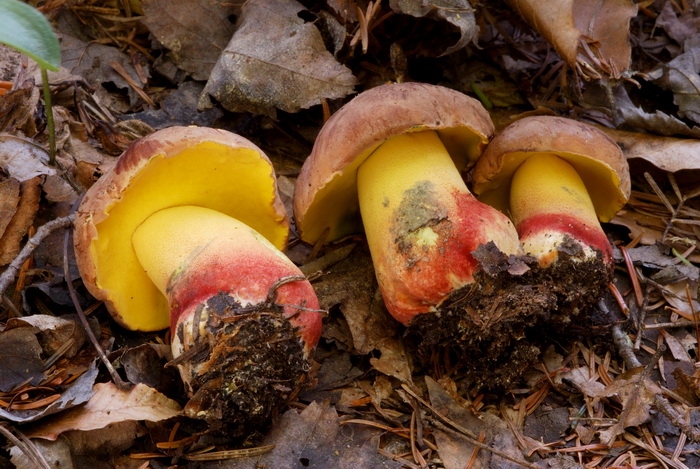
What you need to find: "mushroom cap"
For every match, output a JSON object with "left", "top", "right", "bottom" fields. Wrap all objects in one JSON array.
[
  {"left": 74, "top": 126, "right": 289, "bottom": 332},
  {"left": 294, "top": 82, "right": 495, "bottom": 244},
  {"left": 472, "top": 116, "right": 630, "bottom": 222}
]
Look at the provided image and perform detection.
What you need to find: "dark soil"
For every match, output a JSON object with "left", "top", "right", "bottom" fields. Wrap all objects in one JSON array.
[
  {"left": 172, "top": 292, "right": 310, "bottom": 439},
  {"left": 407, "top": 238, "right": 613, "bottom": 391}
]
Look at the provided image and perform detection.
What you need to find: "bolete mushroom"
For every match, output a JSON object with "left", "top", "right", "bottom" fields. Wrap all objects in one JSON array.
[
  {"left": 74, "top": 126, "right": 322, "bottom": 435},
  {"left": 294, "top": 83, "right": 522, "bottom": 330},
  {"left": 473, "top": 116, "right": 630, "bottom": 308}
]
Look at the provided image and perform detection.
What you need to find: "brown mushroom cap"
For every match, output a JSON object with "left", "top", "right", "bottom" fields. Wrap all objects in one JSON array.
[
  {"left": 74, "top": 126, "right": 289, "bottom": 332},
  {"left": 472, "top": 116, "right": 630, "bottom": 222},
  {"left": 294, "top": 82, "right": 495, "bottom": 244}
]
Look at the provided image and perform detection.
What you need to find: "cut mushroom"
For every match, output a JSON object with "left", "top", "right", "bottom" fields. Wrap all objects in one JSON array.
[{"left": 74, "top": 126, "right": 322, "bottom": 435}]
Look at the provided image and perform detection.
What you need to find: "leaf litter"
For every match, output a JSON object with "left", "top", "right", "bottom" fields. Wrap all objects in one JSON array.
[{"left": 1, "top": 0, "right": 700, "bottom": 467}]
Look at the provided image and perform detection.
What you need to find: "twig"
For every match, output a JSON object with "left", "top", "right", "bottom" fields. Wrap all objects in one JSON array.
[
  {"left": 0, "top": 423, "right": 51, "bottom": 469},
  {"left": 63, "top": 224, "right": 130, "bottom": 390},
  {"left": 0, "top": 214, "right": 74, "bottom": 297},
  {"left": 612, "top": 324, "right": 700, "bottom": 443}
]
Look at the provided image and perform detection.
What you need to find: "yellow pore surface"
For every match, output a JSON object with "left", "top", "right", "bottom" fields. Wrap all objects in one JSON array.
[
  {"left": 92, "top": 143, "right": 287, "bottom": 331},
  {"left": 357, "top": 130, "right": 467, "bottom": 259},
  {"left": 510, "top": 153, "right": 600, "bottom": 227},
  {"left": 132, "top": 206, "right": 285, "bottom": 296}
]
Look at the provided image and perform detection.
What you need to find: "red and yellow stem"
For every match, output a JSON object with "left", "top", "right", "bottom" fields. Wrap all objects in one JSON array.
[
  {"left": 510, "top": 153, "right": 612, "bottom": 268},
  {"left": 357, "top": 130, "right": 521, "bottom": 325},
  {"left": 131, "top": 205, "right": 322, "bottom": 356}
]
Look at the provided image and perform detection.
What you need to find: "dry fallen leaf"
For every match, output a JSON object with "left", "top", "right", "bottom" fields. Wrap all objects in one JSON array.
[
  {"left": 5, "top": 315, "right": 87, "bottom": 359},
  {"left": 425, "top": 377, "right": 522, "bottom": 469},
  {"left": 614, "top": 85, "right": 700, "bottom": 138},
  {"left": 60, "top": 34, "right": 148, "bottom": 108},
  {"left": 0, "top": 178, "right": 20, "bottom": 239},
  {"left": 597, "top": 369, "right": 662, "bottom": 445},
  {"left": 0, "top": 363, "right": 98, "bottom": 424},
  {"left": 0, "top": 326, "right": 45, "bottom": 393},
  {"left": 370, "top": 337, "right": 413, "bottom": 384},
  {"left": 505, "top": 0, "right": 636, "bottom": 79},
  {"left": 201, "top": 0, "right": 356, "bottom": 117},
  {"left": 390, "top": 0, "right": 478, "bottom": 55},
  {"left": 598, "top": 126, "right": 700, "bottom": 172},
  {"left": 141, "top": 0, "right": 238, "bottom": 81},
  {"left": 309, "top": 243, "right": 399, "bottom": 354},
  {"left": 566, "top": 366, "right": 662, "bottom": 446},
  {"left": 204, "top": 401, "right": 402, "bottom": 468},
  {"left": 28, "top": 382, "right": 181, "bottom": 440},
  {"left": 649, "top": 36, "right": 700, "bottom": 126}
]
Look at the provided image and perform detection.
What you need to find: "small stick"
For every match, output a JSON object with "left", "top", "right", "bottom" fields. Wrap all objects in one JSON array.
[
  {"left": 0, "top": 215, "right": 74, "bottom": 297},
  {"left": 0, "top": 423, "right": 51, "bottom": 469},
  {"left": 63, "top": 220, "right": 129, "bottom": 390},
  {"left": 612, "top": 324, "right": 700, "bottom": 443}
]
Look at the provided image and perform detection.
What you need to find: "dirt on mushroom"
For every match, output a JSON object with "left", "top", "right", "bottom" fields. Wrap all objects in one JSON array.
[
  {"left": 407, "top": 240, "right": 614, "bottom": 391},
  {"left": 177, "top": 291, "right": 309, "bottom": 438}
]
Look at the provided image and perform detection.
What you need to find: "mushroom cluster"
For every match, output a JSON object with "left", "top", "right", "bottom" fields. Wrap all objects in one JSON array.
[
  {"left": 294, "top": 83, "right": 537, "bottom": 350},
  {"left": 294, "top": 84, "right": 629, "bottom": 387},
  {"left": 74, "top": 126, "right": 322, "bottom": 435}
]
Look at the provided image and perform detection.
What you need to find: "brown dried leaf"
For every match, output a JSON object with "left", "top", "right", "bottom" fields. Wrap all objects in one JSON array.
[
  {"left": 141, "top": 0, "right": 238, "bottom": 81},
  {"left": 0, "top": 176, "right": 41, "bottom": 265},
  {"left": 60, "top": 34, "right": 147, "bottom": 108},
  {"left": 0, "top": 327, "right": 45, "bottom": 392},
  {"left": 326, "top": 0, "right": 359, "bottom": 23},
  {"left": 614, "top": 85, "right": 700, "bottom": 138},
  {"left": 0, "top": 135, "right": 56, "bottom": 181},
  {"left": 5, "top": 315, "right": 87, "bottom": 359},
  {"left": 425, "top": 377, "right": 522, "bottom": 469},
  {"left": 505, "top": 0, "right": 636, "bottom": 78},
  {"left": 0, "top": 178, "right": 20, "bottom": 237},
  {"left": 204, "top": 401, "right": 401, "bottom": 468},
  {"left": 650, "top": 36, "right": 700, "bottom": 126},
  {"left": 201, "top": 0, "right": 356, "bottom": 117},
  {"left": 595, "top": 368, "right": 662, "bottom": 445},
  {"left": 28, "top": 383, "right": 182, "bottom": 440},
  {"left": 654, "top": 1, "right": 700, "bottom": 46},
  {"left": 310, "top": 244, "right": 399, "bottom": 354},
  {"left": 390, "top": 0, "right": 478, "bottom": 55},
  {"left": 369, "top": 337, "right": 413, "bottom": 384},
  {"left": 0, "top": 362, "right": 97, "bottom": 424},
  {"left": 560, "top": 367, "right": 606, "bottom": 400},
  {"left": 598, "top": 126, "right": 700, "bottom": 172}
]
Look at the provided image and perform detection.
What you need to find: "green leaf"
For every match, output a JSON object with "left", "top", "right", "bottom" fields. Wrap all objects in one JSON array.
[{"left": 0, "top": 0, "right": 60, "bottom": 71}]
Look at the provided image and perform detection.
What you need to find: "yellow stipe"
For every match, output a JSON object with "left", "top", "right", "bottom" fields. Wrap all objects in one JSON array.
[
  {"left": 477, "top": 151, "right": 623, "bottom": 222},
  {"left": 132, "top": 206, "right": 280, "bottom": 296},
  {"left": 357, "top": 130, "right": 467, "bottom": 244},
  {"left": 92, "top": 142, "right": 286, "bottom": 331},
  {"left": 510, "top": 153, "right": 599, "bottom": 227}
]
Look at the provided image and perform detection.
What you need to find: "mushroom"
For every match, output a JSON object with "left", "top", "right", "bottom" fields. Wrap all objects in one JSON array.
[
  {"left": 473, "top": 116, "right": 630, "bottom": 308},
  {"left": 294, "top": 83, "right": 522, "bottom": 329},
  {"left": 74, "top": 126, "right": 322, "bottom": 435}
]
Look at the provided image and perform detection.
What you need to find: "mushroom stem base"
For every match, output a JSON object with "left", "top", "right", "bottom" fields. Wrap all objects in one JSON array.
[
  {"left": 173, "top": 292, "right": 310, "bottom": 437},
  {"left": 405, "top": 242, "right": 613, "bottom": 391}
]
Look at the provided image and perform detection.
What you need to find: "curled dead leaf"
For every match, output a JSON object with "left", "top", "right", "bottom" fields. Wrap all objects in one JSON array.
[
  {"left": 505, "top": 0, "right": 637, "bottom": 79},
  {"left": 201, "top": 0, "right": 356, "bottom": 117}
]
